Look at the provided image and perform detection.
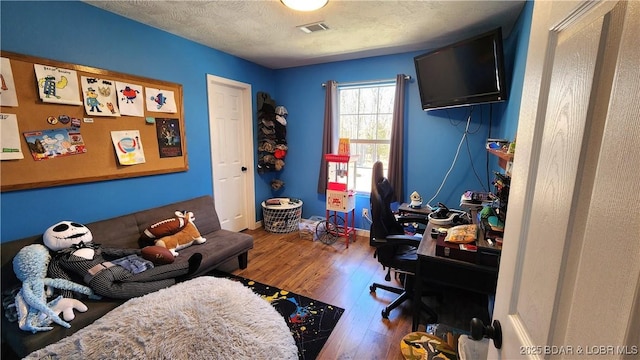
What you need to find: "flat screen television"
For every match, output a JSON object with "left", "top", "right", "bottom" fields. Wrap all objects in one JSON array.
[{"left": 414, "top": 28, "right": 507, "bottom": 111}]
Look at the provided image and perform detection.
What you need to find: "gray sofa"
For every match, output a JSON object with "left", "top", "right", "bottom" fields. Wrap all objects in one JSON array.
[{"left": 1, "top": 195, "right": 253, "bottom": 358}]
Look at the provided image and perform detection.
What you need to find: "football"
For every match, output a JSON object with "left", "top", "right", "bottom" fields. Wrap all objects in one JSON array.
[
  {"left": 141, "top": 245, "right": 175, "bottom": 265},
  {"left": 140, "top": 216, "right": 186, "bottom": 240}
]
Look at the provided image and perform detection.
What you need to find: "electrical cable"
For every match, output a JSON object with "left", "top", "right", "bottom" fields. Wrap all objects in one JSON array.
[
  {"left": 466, "top": 130, "right": 489, "bottom": 192},
  {"left": 487, "top": 104, "right": 493, "bottom": 190},
  {"left": 464, "top": 105, "right": 488, "bottom": 191},
  {"left": 446, "top": 109, "right": 463, "bottom": 127},
  {"left": 362, "top": 211, "right": 372, "bottom": 225},
  {"left": 449, "top": 106, "right": 482, "bottom": 135},
  {"left": 425, "top": 111, "right": 473, "bottom": 208},
  {"left": 466, "top": 106, "right": 483, "bottom": 134}
]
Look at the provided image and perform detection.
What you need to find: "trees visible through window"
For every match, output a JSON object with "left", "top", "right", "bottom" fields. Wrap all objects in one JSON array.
[{"left": 338, "top": 82, "right": 395, "bottom": 193}]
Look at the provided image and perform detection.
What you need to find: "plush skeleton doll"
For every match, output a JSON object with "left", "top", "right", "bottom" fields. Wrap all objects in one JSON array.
[{"left": 44, "top": 221, "right": 201, "bottom": 300}]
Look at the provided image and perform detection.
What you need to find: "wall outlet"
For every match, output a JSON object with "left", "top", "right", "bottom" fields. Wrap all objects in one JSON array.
[{"left": 362, "top": 208, "right": 369, "bottom": 218}]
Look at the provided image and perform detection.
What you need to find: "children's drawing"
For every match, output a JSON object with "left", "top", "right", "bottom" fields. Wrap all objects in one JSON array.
[
  {"left": 33, "top": 64, "right": 82, "bottom": 105},
  {"left": 0, "top": 58, "right": 19, "bottom": 107},
  {"left": 23, "top": 128, "right": 86, "bottom": 161},
  {"left": 155, "top": 118, "right": 182, "bottom": 158},
  {"left": 115, "top": 81, "right": 144, "bottom": 117},
  {"left": 81, "top": 76, "right": 120, "bottom": 117},
  {"left": 145, "top": 87, "right": 177, "bottom": 113},
  {"left": 111, "top": 130, "right": 145, "bottom": 165},
  {"left": 1, "top": 113, "right": 24, "bottom": 160}
]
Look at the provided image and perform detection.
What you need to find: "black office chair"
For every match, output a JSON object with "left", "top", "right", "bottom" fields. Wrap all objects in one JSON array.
[{"left": 368, "top": 161, "right": 438, "bottom": 320}]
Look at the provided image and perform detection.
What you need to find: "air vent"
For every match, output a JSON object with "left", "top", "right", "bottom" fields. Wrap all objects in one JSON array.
[{"left": 297, "top": 22, "right": 329, "bottom": 34}]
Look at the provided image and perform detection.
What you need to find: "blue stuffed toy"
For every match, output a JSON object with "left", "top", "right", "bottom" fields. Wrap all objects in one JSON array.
[{"left": 12, "top": 244, "right": 95, "bottom": 333}]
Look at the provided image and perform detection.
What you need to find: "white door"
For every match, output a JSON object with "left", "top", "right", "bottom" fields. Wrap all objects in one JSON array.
[
  {"left": 490, "top": 1, "right": 640, "bottom": 358},
  {"left": 207, "top": 74, "right": 256, "bottom": 232}
]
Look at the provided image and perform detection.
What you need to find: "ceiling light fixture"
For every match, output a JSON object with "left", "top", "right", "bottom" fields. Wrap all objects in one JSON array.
[{"left": 281, "top": 0, "right": 328, "bottom": 12}]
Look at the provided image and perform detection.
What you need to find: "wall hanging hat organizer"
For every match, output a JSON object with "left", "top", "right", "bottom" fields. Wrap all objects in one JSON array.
[{"left": 256, "top": 91, "right": 287, "bottom": 176}]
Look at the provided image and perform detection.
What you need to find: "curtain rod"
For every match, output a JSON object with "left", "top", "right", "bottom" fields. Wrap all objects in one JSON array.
[{"left": 321, "top": 75, "right": 411, "bottom": 87}]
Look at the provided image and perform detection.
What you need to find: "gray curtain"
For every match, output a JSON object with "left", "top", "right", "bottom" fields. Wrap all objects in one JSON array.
[
  {"left": 387, "top": 74, "right": 407, "bottom": 203},
  {"left": 317, "top": 80, "right": 338, "bottom": 193}
]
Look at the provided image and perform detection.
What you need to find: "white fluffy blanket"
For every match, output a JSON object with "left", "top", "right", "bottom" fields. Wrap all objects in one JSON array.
[{"left": 26, "top": 276, "right": 298, "bottom": 360}]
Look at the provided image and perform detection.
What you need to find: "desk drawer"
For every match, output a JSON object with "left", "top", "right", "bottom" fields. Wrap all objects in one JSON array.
[
  {"left": 421, "top": 257, "right": 498, "bottom": 294},
  {"left": 435, "top": 236, "right": 476, "bottom": 264},
  {"left": 435, "top": 236, "right": 501, "bottom": 267},
  {"left": 477, "top": 247, "right": 500, "bottom": 267}
]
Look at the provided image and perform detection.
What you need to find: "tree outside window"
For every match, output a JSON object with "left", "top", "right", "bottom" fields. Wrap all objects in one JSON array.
[{"left": 338, "top": 83, "right": 395, "bottom": 192}]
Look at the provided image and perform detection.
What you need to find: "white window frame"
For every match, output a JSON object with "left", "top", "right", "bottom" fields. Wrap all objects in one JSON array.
[{"left": 337, "top": 81, "right": 396, "bottom": 193}]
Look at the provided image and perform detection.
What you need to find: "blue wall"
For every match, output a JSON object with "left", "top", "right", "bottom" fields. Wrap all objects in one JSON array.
[
  {"left": 273, "top": 57, "right": 500, "bottom": 224},
  {"left": 1, "top": 1, "right": 532, "bottom": 241},
  {"left": 496, "top": 0, "right": 533, "bottom": 141},
  {"left": 0, "top": 1, "right": 275, "bottom": 241},
  {"left": 480, "top": 0, "right": 533, "bottom": 173}
]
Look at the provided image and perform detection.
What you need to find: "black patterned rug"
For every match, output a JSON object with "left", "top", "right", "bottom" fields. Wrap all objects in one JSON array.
[{"left": 210, "top": 272, "right": 344, "bottom": 360}]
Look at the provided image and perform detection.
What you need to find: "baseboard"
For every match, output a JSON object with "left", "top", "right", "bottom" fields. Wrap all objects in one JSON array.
[
  {"left": 250, "top": 220, "right": 262, "bottom": 230},
  {"left": 254, "top": 221, "right": 370, "bottom": 239},
  {"left": 355, "top": 228, "right": 370, "bottom": 238}
]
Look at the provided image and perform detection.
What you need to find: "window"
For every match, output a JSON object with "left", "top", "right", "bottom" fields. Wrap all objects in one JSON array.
[{"left": 338, "top": 82, "right": 395, "bottom": 193}]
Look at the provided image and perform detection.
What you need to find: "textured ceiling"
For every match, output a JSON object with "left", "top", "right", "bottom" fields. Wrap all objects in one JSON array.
[{"left": 85, "top": 0, "right": 526, "bottom": 69}]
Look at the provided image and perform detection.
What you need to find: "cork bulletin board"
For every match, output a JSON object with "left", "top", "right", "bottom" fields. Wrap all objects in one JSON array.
[{"left": 0, "top": 51, "right": 188, "bottom": 192}]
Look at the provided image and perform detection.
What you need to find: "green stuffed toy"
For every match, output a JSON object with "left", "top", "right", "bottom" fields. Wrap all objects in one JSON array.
[{"left": 12, "top": 244, "right": 95, "bottom": 333}]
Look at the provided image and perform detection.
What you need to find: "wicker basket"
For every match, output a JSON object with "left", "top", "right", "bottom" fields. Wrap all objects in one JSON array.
[{"left": 262, "top": 198, "right": 303, "bottom": 233}]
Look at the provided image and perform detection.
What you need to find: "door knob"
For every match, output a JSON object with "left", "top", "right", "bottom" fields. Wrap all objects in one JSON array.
[
  {"left": 470, "top": 318, "right": 502, "bottom": 349},
  {"left": 241, "top": 166, "right": 247, "bottom": 172}
]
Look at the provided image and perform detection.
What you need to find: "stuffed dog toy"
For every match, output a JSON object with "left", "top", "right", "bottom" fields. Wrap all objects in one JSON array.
[{"left": 152, "top": 211, "right": 206, "bottom": 256}]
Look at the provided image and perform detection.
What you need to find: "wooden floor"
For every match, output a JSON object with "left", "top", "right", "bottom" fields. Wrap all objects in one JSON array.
[
  {"left": 234, "top": 228, "right": 412, "bottom": 360},
  {"left": 1, "top": 227, "right": 489, "bottom": 360},
  {"left": 233, "top": 227, "right": 490, "bottom": 360}
]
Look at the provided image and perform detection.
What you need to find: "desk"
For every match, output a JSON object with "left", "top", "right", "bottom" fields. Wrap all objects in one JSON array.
[
  {"left": 412, "top": 224, "right": 500, "bottom": 331},
  {"left": 397, "top": 203, "right": 431, "bottom": 234},
  {"left": 398, "top": 203, "right": 431, "bottom": 216}
]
